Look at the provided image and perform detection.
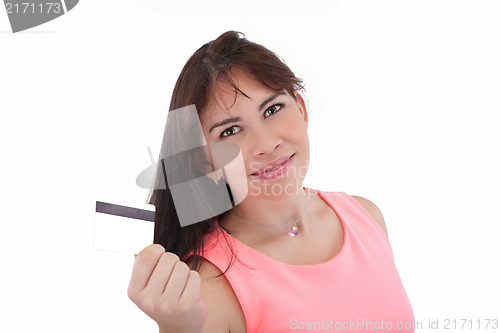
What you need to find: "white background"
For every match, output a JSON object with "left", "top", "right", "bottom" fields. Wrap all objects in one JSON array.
[{"left": 1, "top": 0, "right": 499, "bottom": 332}]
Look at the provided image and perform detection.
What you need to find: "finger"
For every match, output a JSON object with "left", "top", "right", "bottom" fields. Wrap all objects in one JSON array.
[
  {"left": 145, "top": 252, "right": 180, "bottom": 294},
  {"left": 178, "top": 270, "right": 202, "bottom": 306},
  {"left": 128, "top": 244, "right": 165, "bottom": 296},
  {"left": 162, "top": 260, "right": 191, "bottom": 304}
]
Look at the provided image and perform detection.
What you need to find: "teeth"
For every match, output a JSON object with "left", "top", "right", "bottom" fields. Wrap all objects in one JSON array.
[
  {"left": 265, "top": 166, "right": 279, "bottom": 172},
  {"left": 265, "top": 161, "right": 285, "bottom": 173},
  {"left": 252, "top": 157, "right": 290, "bottom": 176}
]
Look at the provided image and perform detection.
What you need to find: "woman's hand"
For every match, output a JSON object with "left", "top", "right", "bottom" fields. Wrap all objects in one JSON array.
[{"left": 128, "top": 244, "right": 207, "bottom": 333}]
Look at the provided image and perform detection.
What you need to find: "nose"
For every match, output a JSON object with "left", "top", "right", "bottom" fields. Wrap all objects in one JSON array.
[{"left": 250, "top": 125, "right": 282, "bottom": 157}]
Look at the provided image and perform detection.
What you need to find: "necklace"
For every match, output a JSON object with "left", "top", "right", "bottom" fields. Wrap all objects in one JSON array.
[{"left": 229, "top": 195, "right": 310, "bottom": 237}]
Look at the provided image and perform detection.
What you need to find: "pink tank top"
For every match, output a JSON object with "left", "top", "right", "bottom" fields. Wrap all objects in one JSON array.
[{"left": 185, "top": 188, "right": 415, "bottom": 332}]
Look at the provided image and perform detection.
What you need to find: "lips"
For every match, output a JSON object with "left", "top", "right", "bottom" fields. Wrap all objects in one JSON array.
[{"left": 251, "top": 154, "right": 295, "bottom": 176}]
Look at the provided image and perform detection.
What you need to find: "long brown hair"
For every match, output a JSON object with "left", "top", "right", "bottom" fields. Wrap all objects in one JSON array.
[{"left": 148, "top": 30, "right": 305, "bottom": 275}]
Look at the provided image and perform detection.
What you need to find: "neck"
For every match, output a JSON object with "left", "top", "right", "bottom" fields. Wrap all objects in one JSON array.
[{"left": 219, "top": 186, "right": 317, "bottom": 240}]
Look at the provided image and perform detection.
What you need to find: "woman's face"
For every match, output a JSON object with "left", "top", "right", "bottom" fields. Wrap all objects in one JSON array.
[{"left": 200, "top": 70, "right": 310, "bottom": 199}]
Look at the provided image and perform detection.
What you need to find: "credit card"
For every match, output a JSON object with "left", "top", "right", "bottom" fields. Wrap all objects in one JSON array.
[{"left": 93, "top": 198, "right": 155, "bottom": 255}]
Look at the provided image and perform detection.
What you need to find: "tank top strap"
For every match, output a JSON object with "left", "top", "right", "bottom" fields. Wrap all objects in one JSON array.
[{"left": 313, "top": 189, "right": 395, "bottom": 260}]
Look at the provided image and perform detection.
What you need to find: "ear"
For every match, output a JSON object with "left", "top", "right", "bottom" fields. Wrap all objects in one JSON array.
[{"left": 293, "top": 90, "right": 309, "bottom": 128}]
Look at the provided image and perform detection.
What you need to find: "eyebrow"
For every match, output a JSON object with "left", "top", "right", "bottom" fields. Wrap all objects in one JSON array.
[{"left": 208, "top": 91, "right": 287, "bottom": 134}]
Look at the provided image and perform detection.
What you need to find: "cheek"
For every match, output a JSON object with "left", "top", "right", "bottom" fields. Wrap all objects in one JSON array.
[
  {"left": 281, "top": 114, "right": 308, "bottom": 141},
  {"left": 283, "top": 111, "right": 299, "bottom": 123}
]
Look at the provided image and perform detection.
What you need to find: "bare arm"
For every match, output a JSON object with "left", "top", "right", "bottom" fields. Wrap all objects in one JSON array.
[{"left": 186, "top": 257, "right": 245, "bottom": 333}]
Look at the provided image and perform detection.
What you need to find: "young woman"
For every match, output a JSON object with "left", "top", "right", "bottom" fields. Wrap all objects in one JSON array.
[{"left": 128, "top": 31, "right": 414, "bottom": 333}]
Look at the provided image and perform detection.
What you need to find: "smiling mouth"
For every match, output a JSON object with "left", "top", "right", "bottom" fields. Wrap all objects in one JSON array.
[{"left": 251, "top": 154, "right": 294, "bottom": 176}]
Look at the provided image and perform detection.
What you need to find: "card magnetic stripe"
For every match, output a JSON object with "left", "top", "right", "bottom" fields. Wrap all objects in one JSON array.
[{"left": 95, "top": 201, "right": 155, "bottom": 222}]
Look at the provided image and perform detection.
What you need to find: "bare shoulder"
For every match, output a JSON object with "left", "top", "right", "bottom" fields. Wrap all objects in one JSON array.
[
  {"left": 185, "top": 256, "right": 246, "bottom": 333},
  {"left": 351, "top": 195, "right": 389, "bottom": 239}
]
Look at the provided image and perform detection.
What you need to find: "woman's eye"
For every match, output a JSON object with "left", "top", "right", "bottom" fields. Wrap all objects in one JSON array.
[
  {"left": 264, "top": 103, "right": 284, "bottom": 117},
  {"left": 219, "top": 103, "right": 284, "bottom": 139},
  {"left": 220, "top": 125, "right": 241, "bottom": 138}
]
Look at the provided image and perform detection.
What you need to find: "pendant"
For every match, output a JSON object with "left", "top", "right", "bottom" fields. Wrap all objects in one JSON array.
[{"left": 288, "top": 225, "right": 298, "bottom": 237}]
